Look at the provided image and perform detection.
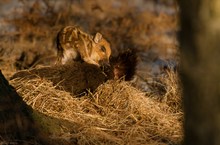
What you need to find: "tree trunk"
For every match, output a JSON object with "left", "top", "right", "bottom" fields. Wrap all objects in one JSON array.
[
  {"left": 178, "top": 0, "right": 220, "bottom": 145},
  {"left": 0, "top": 70, "right": 47, "bottom": 144}
]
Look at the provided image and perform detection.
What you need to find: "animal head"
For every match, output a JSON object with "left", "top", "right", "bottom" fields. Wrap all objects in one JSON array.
[
  {"left": 110, "top": 49, "right": 137, "bottom": 81},
  {"left": 90, "top": 32, "right": 112, "bottom": 66}
]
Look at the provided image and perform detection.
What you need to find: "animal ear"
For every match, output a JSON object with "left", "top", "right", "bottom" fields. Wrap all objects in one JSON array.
[{"left": 94, "top": 33, "right": 102, "bottom": 43}]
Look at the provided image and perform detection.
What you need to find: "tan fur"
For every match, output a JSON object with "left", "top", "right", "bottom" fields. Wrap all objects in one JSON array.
[{"left": 56, "top": 26, "right": 111, "bottom": 66}]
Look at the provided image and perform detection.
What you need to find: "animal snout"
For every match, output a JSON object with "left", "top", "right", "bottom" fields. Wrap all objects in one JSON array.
[{"left": 99, "top": 59, "right": 110, "bottom": 67}]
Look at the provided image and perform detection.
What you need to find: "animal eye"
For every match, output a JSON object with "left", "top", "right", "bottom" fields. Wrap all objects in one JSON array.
[{"left": 100, "top": 46, "right": 106, "bottom": 52}]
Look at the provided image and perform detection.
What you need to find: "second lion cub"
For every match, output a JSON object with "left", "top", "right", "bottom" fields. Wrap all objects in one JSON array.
[{"left": 56, "top": 26, "right": 111, "bottom": 66}]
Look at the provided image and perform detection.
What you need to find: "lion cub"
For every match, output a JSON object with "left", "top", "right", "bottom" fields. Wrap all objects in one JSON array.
[{"left": 56, "top": 26, "right": 111, "bottom": 66}]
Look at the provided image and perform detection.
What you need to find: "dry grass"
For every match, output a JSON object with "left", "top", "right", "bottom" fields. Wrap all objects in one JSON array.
[
  {"left": 1, "top": 0, "right": 182, "bottom": 144},
  {"left": 10, "top": 71, "right": 183, "bottom": 144}
]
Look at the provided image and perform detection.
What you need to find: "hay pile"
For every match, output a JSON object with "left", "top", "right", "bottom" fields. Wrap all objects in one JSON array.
[
  {"left": 10, "top": 72, "right": 183, "bottom": 145},
  {"left": 2, "top": 1, "right": 181, "bottom": 144}
]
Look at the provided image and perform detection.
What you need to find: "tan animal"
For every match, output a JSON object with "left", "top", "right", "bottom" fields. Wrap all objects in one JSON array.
[{"left": 56, "top": 26, "right": 111, "bottom": 66}]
